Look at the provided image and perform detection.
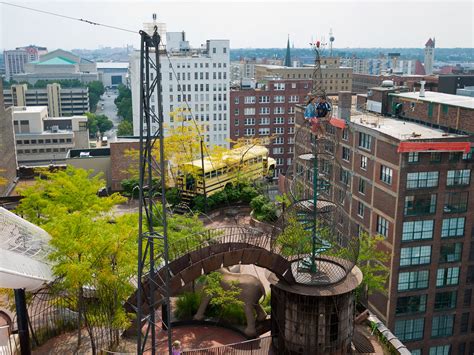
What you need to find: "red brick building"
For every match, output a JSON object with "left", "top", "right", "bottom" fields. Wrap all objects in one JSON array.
[
  {"left": 230, "top": 78, "right": 312, "bottom": 178},
  {"left": 293, "top": 105, "right": 474, "bottom": 354}
]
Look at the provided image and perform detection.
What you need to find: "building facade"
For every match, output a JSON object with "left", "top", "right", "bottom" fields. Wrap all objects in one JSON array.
[
  {"left": 3, "top": 83, "right": 90, "bottom": 116},
  {"left": 97, "top": 62, "right": 129, "bottom": 88},
  {"left": 293, "top": 105, "right": 474, "bottom": 354},
  {"left": 255, "top": 58, "right": 352, "bottom": 94},
  {"left": 230, "top": 78, "right": 312, "bottom": 178},
  {"left": 0, "top": 81, "right": 17, "bottom": 196},
  {"left": 3, "top": 45, "right": 48, "bottom": 81},
  {"left": 13, "top": 49, "right": 98, "bottom": 84},
  {"left": 130, "top": 31, "right": 230, "bottom": 147},
  {"left": 12, "top": 106, "right": 89, "bottom": 165},
  {"left": 353, "top": 74, "right": 438, "bottom": 94}
]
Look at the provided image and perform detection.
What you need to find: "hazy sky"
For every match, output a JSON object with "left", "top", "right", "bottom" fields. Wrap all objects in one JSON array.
[{"left": 1, "top": 0, "right": 473, "bottom": 50}]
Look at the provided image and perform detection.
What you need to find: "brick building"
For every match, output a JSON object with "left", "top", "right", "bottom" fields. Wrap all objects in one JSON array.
[
  {"left": 390, "top": 91, "right": 474, "bottom": 134},
  {"left": 230, "top": 78, "right": 313, "bottom": 178},
  {"left": 353, "top": 73, "right": 438, "bottom": 94},
  {"left": 293, "top": 105, "right": 474, "bottom": 354},
  {"left": 109, "top": 138, "right": 139, "bottom": 191}
]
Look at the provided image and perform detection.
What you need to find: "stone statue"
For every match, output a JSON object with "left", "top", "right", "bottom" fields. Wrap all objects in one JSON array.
[{"left": 193, "top": 267, "right": 267, "bottom": 337}]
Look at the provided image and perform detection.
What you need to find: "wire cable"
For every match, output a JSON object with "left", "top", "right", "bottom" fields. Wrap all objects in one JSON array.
[{"left": 0, "top": 1, "right": 138, "bottom": 34}]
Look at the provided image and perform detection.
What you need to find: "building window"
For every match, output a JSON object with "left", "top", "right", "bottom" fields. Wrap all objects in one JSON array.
[
  {"left": 376, "top": 216, "right": 389, "bottom": 238},
  {"left": 244, "top": 96, "right": 256, "bottom": 104},
  {"left": 357, "top": 202, "right": 365, "bottom": 217},
  {"left": 244, "top": 108, "right": 255, "bottom": 115},
  {"left": 274, "top": 127, "right": 284, "bottom": 134},
  {"left": 411, "top": 350, "right": 422, "bottom": 355},
  {"left": 431, "top": 315, "right": 454, "bottom": 338},
  {"left": 360, "top": 156, "right": 368, "bottom": 170},
  {"left": 434, "top": 291, "right": 457, "bottom": 311},
  {"left": 338, "top": 146, "right": 350, "bottom": 162},
  {"left": 259, "top": 96, "right": 270, "bottom": 103},
  {"left": 400, "top": 246, "right": 431, "bottom": 267},
  {"left": 441, "top": 217, "right": 465, "bottom": 238},
  {"left": 402, "top": 220, "right": 434, "bottom": 241},
  {"left": 342, "top": 128, "right": 348, "bottom": 141},
  {"left": 396, "top": 295, "right": 427, "bottom": 315},
  {"left": 447, "top": 169, "right": 471, "bottom": 186},
  {"left": 430, "top": 152, "right": 441, "bottom": 162},
  {"left": 274, "top": 107, "right": 285, "bottom": 114},
  {"left": 273, "top": 95, "right": 285, "bottom": 103},
  {"left": 406, "top": 171, "right": 439, "bottom": 189},
  {"left": 429, "top": 345, "right": 451, "bottom": 355},
  {"left": 258, "top": 128, "right": 270, "bottom": 136},
  {"left": 394, "top": 318, "right": 424, "bottom": 341},
  {"left": 398, "top": 270, "right": 429, "bottom": 291},
  {"left": 358, "top": 178, "right": 366, "bottom": 194},
  {"left": 358, "top": 132, "right": 372, "bottom": 150},
  {"left": 274, "top": 83, "right": 285, "bottom": 90},
  {"left": 460, "top": 312, "right": 469, "bottom": 333},
  {"left": 273, "top": 147, "right": 284, "bottom": 155},
  {"left": 339, "top": 168, "right": 350, "bottom": 186},
  {"left": 408, "top": 152, "right": 419, "bottom": 163},
  {"left": 259, "top": 107, "right": 270, "bottom": 114},
  {"left": 244, "top": 128, "right": 255, "bottom": 136},
  {"left": 244, "top": 118, "right": 255, "bottom": 125},
  {"left": 444, "top": 191, "right": 468, "bottom": 213},
  {"left": 439, "top": 243, "right": 462, "bottom": 263},
  {"left": 436, "top": 267, "right": 459, "bottom": 287},
  {"left": 404, "top": 194, "right": 436, "bottom": 216},
  {"left": 380, "top": 165, "right": 393, "bottom": 185},
  {"left": 259, "top": 117, "right": 270, "bottom": 125},
  {"left": 274, "top": 137, "right": 284, "bottom": 144},
  {"left": 274, "top": 117, "right": 285, "bottom": 124}
]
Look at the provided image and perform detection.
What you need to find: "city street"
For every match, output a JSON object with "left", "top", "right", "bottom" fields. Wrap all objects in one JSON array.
[{"left": 97, "top": 89, "right": 119, "bottom": 141}]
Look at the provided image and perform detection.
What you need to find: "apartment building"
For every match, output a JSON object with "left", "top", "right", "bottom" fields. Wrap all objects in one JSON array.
[
  {"left": 3, "top": 45, "right": 48, "bottom": 80},
  {"left": 3, "top": 83, "right": 90, "bottom": 116},
  {"left": 230, "top": 78, "right": 312, "bottom": 178},
  {"left": 130, "top": 30, "right": 230, "bottom": 147},
  {"left": 12, "top": 106, "right": 89, "bottom": 165},
  {"left": 255, "top": 57, "right": 352, "bottom": 94}
]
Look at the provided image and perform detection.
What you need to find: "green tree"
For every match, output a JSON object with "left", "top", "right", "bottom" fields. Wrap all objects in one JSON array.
[
  {"left": 115, "top": 84, "right": 132, "bottom": 122},
  {"left": 86, "top": 113, "right": 113, "bottom": 138},
  {"left": 117, "top": 118, "right": 133, "bottom": 136},
  {"left": 87, "top": 81, "right": 105, "bottom": 111}
]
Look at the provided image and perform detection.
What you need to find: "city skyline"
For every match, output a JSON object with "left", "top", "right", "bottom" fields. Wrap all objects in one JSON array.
[{"left": 1, "top": 0, "right": 473, "bottom": 50}]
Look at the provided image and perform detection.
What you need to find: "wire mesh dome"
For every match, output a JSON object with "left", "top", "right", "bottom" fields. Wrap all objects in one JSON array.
[{"left": 274, "top": 113, "right": 359, "bottom": 286}]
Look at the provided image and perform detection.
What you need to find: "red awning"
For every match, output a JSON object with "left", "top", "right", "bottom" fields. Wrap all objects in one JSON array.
[
  {"left": 397, "top": 141, "right": 471, "bottom": 153},
  {"left": 329, "top": 117, "right": 347, "bottom": 129}
]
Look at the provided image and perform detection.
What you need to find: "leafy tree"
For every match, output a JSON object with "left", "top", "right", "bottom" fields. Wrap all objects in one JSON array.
[
  {"left": 33, "top": 79, "right": 83, "bottom": 89},
  {"left": 87, "top": 81, "right": 105, "bottom": 111},
  {"left": 117, "top": 119, "right": 133, "bottom": 136},
  {"left": 86, "top": 113, "right": 113, "bottom": 138},
  {"left": 115, "top": 84, "right": 132, "bottom": 122},
  {"left": 356, "top": 232, "right": 390, "bottom": 302},
  {"left": 0, "top": 169, "right": 6, "bottom": 186}
]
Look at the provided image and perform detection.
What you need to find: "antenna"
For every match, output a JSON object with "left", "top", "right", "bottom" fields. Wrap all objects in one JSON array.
[{"left": 329, "top": 28, "right": 335, "bottom": 57}]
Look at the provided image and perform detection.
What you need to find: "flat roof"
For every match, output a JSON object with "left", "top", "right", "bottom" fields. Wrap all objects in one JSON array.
[
  {"left": 391, "top": 91, "right": 474, "bottom": 109},
  {"left": 96, "top": 62, "right": 129, "bottom": 69},
  {"left": 12, "top": 106, "right": 48, "bottom": 113},
  {"left": 350, "top": 114, "right": 467, "bottom": 141}
]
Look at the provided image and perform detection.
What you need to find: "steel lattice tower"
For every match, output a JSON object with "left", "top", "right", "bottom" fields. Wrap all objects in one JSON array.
[{"left": 136, "top": 27, "right": 172, "bottom": 354}]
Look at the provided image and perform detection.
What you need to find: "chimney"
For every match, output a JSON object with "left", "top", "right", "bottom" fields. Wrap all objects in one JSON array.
[{"left": 419, "top": 81, "right": 426, "bottom": 97}]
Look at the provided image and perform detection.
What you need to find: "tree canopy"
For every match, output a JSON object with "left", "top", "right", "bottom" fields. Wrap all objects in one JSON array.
[
  {"left": 86, "top": 112, "right": 114, "bottom": 138},
  {"left": 87, "top": 81, "right": 105, "bottom": 112}
]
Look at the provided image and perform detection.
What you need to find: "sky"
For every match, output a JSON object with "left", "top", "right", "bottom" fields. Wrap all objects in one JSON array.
[{"left": 1, "top": 0, "right": 473, "bottom": 50}]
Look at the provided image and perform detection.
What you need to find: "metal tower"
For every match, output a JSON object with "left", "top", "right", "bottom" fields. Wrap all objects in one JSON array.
[{"left": 136, "top": 27, "right": 172, "bottom": 354}]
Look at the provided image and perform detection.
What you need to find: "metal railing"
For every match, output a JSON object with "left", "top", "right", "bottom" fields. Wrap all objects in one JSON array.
[{"left": 182, "top": 335, "right": 273, "bottom": 355}]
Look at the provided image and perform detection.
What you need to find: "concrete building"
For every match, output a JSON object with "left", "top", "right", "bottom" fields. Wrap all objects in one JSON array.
[
  {"left": 3, "top": 83, "right": 89, "bottom": 116},
  {"left": 424, "top": 38, "right": 435, "bottom": 75},
  {"left": 130, "top": 29, "right": 230, "bottom": 147},
  {"left": 293, "top": 104, "right": 474, "bottom": 354},
  {"left": 3, "top": 45, "right": 47, "bottom": 81},
  {"left": 97, "top": 62, "right": 129, "bottom": 88},
  {"left": 66, "top": 148, "right": 112, "bottom": 188},
  {"left": 13, "top": 49, "right": 98, "bottom": 85},
  {"left": 0, "top": 82, "right": 17, "bottom": 196},
  {"left": 12, "top": 106, "right": 89, "bottom": 165},
  {"left": 255, "top": 58, "right": 352, "bottom": 94},
  {"left": 456, "top": 86, "right": 474, "bottom": 97},
  {"left": 230, "top": 78, "right": 312, "bottom": 178}
]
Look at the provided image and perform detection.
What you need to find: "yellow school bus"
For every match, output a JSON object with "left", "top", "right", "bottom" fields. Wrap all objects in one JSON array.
[{"left": 176, "top": 145, "right": 276, "bottom": 197}]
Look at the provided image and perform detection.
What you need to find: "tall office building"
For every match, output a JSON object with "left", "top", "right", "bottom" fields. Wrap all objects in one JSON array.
[
  {"left": 3, "top": 84, "right": 90, "bottom": 116},
  {"left": 3, "top": 45, "right": 48, "bottom": 81},
  {"left": 130, "top": 28, "right": 230, "bottom": 147}
]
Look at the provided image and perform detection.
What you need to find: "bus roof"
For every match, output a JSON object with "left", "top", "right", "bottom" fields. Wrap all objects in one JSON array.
[{"left": 185, "top": 145, "right": 269, "bottom": 172}]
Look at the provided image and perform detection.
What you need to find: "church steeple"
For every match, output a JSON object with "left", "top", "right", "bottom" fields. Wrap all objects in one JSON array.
[{"left": 284, "top": 35, "right": 291, "bottom": 67}]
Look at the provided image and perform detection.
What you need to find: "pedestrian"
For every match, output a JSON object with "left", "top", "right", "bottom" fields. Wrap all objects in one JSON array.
[
  {"left": 315, "top": 96, "right": 332, "bottom": 137},
  {"left": 172, "top": 340, "right": 182, "bottom": 355}
]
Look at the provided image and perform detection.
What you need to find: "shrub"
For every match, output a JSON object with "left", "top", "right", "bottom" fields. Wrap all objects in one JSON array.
[
  {"left": 174, "top": 292, "right": 202, "bottom": 320},
  {"left": 165, "top": 187, "right": 181, "bottom": 205},
  {"left": 240, "top": 186, "right": 259, "bottom": 203},
  {"left": 250, "top": 195, "right": 267, "bottom": 212},
  {"left": 120, "top": 178, "right": 139, "bottom": 197},
  {"left": 250, "top": 195, "right": 278, "bottom": 223}
]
